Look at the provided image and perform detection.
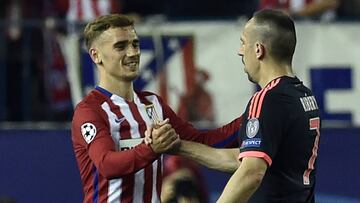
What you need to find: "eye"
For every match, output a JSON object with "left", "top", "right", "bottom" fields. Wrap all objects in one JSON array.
[
  {"left": 132, "top": 41, "right": 140, "bottom": 48},
  {"left": 114, "top": 44, "right": 126, "bottom": 51}
]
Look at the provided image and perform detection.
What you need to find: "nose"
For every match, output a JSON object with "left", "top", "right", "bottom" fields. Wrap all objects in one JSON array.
[
  {"left": 237, "top": 48, "right": 244, "bottom": 57},
  {"left": 126, "top": 45, "right": 140, "bottom": 57}
]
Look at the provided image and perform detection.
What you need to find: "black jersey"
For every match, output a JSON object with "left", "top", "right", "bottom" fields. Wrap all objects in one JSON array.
[{"left": 238, "top": 76, "right": 320, "bottom": 203}]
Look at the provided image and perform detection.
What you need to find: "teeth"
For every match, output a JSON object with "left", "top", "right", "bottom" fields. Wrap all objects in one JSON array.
[{"left": 126, "top": 62, "right": 137, "bottom": 66}]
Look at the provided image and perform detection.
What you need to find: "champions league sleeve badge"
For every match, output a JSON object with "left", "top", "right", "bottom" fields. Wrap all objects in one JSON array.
[
  {"left": 81, "top": 123, "right": 97, "bottom": 144},
  {"left": 246, "top": 118, "right": 260, "bottom": 138}
]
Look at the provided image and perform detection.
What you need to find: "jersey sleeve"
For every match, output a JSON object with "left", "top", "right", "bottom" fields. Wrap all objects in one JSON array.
[
  {"left": 71, "top": 103, "right": 159, "bottom": 179},
  {"left": 238, "top": 92, "right": 285, "bottom": 166},
  {"left": 157, "top": 96, "right": 243, "bottom": 148}
]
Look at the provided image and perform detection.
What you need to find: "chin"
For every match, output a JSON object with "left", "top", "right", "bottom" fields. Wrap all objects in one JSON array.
[{"left": 124, "top": 73, "right": 139, "bottom": 82}]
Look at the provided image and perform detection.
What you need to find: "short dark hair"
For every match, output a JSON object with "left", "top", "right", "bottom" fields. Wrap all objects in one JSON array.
[
  {"left": 253, "top": 9, "right": 296, "bottom": 64},
  {"left": 84, "top": 14, "right": 134, "bottom": 50}
]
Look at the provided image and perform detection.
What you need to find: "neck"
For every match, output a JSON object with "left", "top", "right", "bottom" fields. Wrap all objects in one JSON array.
[
  {"left": 258, "top": 60, "right": 294, "bottom": 88},
  {"left": 99, "top": 76, "right": 134, "bottom": 101}
]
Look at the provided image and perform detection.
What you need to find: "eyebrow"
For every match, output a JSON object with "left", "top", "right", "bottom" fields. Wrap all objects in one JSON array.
[{"left": 113, "top": 39, "right": 139, "bottom": 48}]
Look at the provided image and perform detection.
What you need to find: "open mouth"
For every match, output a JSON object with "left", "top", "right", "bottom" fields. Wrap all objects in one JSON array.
[{"left": 124, "top": 61, "right": 138, "bottom": 69}]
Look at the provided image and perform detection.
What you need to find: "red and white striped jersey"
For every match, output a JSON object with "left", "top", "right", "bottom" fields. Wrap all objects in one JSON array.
[{"left": 71, "top": 86, "right": 243, "bottom": 203}]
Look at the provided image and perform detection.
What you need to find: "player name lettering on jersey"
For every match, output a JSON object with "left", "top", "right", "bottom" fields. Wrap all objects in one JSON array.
[
  {"left": 300, "top": 96, "right": 319, "bottom": 112},
  {"left": 119, "top": 138, "right": 144, "bottom": 151}
]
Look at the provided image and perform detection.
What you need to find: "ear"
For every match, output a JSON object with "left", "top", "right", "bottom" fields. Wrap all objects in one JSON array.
[
  {"left": 89, "top": 48, "right": 102, "bottom": 64},
  {"left": 255, "top": 42, "right": 265, "bottom": 60}
]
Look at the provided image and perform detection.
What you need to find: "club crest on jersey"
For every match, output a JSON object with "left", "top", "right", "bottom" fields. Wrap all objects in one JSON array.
[
  {"left": 145, "top": 104, "right": 160, "bottom": 123},
  {"left": 246, "top": 118, "right": 259, "bottom": 138},
  {"left": 81, "top": 123, "right": 97, "bottom": 144}
]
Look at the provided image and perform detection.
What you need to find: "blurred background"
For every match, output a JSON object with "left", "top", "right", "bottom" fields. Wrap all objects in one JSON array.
[{"left": 0, "top": 0, "right": 360, "bottom": 202}]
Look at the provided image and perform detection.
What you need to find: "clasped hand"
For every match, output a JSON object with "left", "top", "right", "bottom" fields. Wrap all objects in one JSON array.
[{"left": 144, "top": 118, "right": 180, "bottom": 154}]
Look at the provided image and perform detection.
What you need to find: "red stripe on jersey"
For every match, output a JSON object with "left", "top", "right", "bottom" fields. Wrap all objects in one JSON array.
[
  {"left": 128, "top": 102, "right": 147, "bottom": 138},
  {"left": 128, "top": 101, "right": 153, "bottom": 202},
  {"left": 255, "top": 78, "right": 281, "bottom": 118},
  {"left": 248, "top": 78, "right": 281, "bottom": 119},
  {"left": 248, "top": 92, "right": 260, "bottom": 119},
  {"left": 156, "top": 157, "right": 162, "bottom": 199},
  {"left": 121, "top": 175, "right": 135, "bottom": 203},
  {"left": 106, "top": 98, "right": 132, "bottom": 140},
  {"left": 106, "top": 98, "right": 135, "bottom": 203},
  {"left": 238, "top": 151, "right": 273, "bottom": 166},
  {"left": 137, "top": 92, "right": 158, "bottom": 202},
  {"left": 144, "top": 165, "right": 153, "bottom": 203}
]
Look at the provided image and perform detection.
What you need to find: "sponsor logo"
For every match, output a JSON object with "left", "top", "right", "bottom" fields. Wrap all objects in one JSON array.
[
  {"left": 81, "top": 123, "right": 97, "bottom": 144},
  {"left": 246, "top": 118, "right": 259, "bottom": 138},
  {"left": 241, "top": 138, "right": 262, "bottom": 149},
  {"left": 115, "top": 117, "right": 126, "bottom": 124},
  {"left": 119, "top": 138, "right": 143, "bottom": 151}
]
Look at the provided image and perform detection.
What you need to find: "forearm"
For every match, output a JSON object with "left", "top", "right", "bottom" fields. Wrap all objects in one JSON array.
[
  {"left": 175, "top": 117, "right": 243, "bottom": 147},
  {"left": 91, "top": 143, "right": 159, "bottom": 179},
  {"left": 217, "top": 168, "right": 262, "bottom": 203},
  {"left": 217, "top": 157, "right": 267, "bottom": 203},
  {"left": 177, "top": 140, "right": 239, "bottom": 173}
]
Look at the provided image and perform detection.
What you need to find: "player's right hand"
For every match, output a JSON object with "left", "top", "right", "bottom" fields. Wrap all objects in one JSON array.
[
  {"left": 149, "top": 119, "right": 180, "bottom": 154},
  {"left": 144, "top": 118, "right": 170, "bottom": 145}
]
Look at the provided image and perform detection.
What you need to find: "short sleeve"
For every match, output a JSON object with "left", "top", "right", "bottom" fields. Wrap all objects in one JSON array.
[{"left": 238, "top": 92, "right": 286, "bottom": 166}]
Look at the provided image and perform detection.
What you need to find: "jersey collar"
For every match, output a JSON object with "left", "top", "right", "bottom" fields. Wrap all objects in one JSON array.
[{"left": 95, "top": 86, "right": 112, "bottom": 98}]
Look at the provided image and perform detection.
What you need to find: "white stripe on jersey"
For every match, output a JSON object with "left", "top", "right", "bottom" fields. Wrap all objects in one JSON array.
[
  {"left": 102, "top": 102, "right": 123, "bottom": 202},
  {"left": 101, "top": 102, "right": 121, "bottom": 149},
  {"left": 111, "top": 95, "right": 141, "bottom": 139},
  {"left": 133, "top": 169, "right": 145, "bottom": 203},
  {"left": 151, "top": 159, "right": 160, "bottom": 203},
  {"left": 107, "top": 179, "right": 122, "bottom": 203}
]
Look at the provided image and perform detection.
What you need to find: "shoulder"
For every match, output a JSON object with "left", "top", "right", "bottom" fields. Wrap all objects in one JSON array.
[
  {"left": 136, "top": 90, "right": 160, "bottom": 98},
  {"left": 136, "top": 90, "right": 166, "bottom": 105},
  {"left": 73, "top": 90, "right": 108, "bottom": 122}
]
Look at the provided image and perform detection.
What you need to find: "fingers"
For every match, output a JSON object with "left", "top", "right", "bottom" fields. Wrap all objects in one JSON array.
[
  {"left": 150, "top": 130, "right": 180, "bottom": 153},
  {"left": 144, "top": 135, "right": 152, "bottom": 145},
  {"left": 147, "top": 118, "right": 181, "bottom": 154},
  {"left": 145, "top": 118, "right": 168, "bottom": 147},
  {"left": 144, "top": 125, "right": 153, "bottom": 145},
  {"left": 154, "top": 118, "right": 169, "bottom": 128}
]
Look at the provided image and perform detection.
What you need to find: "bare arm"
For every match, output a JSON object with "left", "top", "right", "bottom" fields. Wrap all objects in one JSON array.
[
  {"left": 177, "top": 140, "right": 240, "bottom": 173},
  {"left": 217, "top": 157, "right": 268, "bottom": 203}
]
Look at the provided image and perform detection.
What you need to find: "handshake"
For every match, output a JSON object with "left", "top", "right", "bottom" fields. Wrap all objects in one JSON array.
[{"left": 144, "top": 118, "right": 181, "bottom": 154}]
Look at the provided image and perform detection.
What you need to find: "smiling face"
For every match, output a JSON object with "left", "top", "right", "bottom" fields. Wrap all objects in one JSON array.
[{"left": 90, "top": 26, "right": 140, "bottom": 82}]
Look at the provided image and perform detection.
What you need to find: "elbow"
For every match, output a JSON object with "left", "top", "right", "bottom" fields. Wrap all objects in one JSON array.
[
  {"left": 249, "top": 169, "right": 266, "bottom": 188},
  {"left": 97, "top": 161, "right": 116, "bottom": 179},
  {"left": 96, "top": 153, "right": 123, "bottom": 179},
  {"left": 226, "top": 161, "right": 241, "bottom": 174}
]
